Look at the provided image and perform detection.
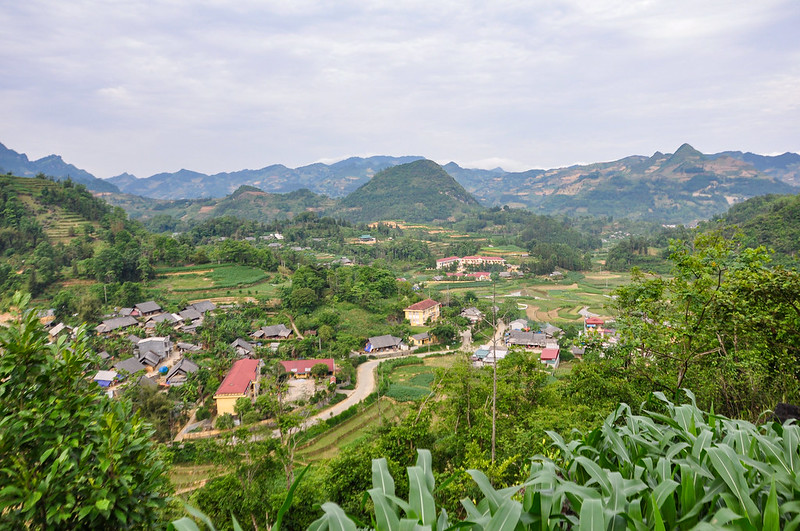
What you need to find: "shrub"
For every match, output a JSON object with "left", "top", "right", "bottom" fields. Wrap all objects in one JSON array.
[
  {"left": 195, "top": 405, "right": 211, "bottom": 421},
  {"left": 215, "top": 413, "right": 235, "bottom": 430},
  {"left": 241, "top": 410, "right": 261, "bottom": 425}
]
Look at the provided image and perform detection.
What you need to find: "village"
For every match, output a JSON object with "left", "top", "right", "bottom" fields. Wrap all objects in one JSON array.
[{"left": 40, "top": 249, "right": 618, "bottom": 441}]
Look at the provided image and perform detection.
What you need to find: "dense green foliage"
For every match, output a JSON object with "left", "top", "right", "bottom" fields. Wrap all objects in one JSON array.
[
  {"left": 612, "top": 232, "right": 800, "bottom": 417},
  {"left": 703, "top": 193, "right": 800, "bottom": 261},
  {"left": 0, "top": 293, "right": 171, "bottom": 528}
]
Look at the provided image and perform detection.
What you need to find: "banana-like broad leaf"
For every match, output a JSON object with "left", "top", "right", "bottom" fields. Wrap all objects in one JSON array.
[
  {"left": 706, "top": 446, "right": 759, "bottom": 526},
  {"left": 274, "top": 464, "right": 310, "bottom": 531},
  {"left": 601, "top": 421, "right": 630, "bottom": 464},
  {"left": 578, "top": 498, "right": 605, "bottom": 531},
  {"left": 318, "top": 502, "right": 357, "bottom": 531},
  {"left": 416, "top": 450, "right": 435, "bottom": 494},
  {"left": 436, "top": 508, "right": 448, "bottom": 531},
  {"left": 783, "top": 424, "right": 799, "bottom": 473},
  {"left": 168, "top": 518, "right": 202, "bottom": 531},
  {"left": 649, "top": 493, "right": 665, "bottom": 531},
  {"left": 183, "top": 504, "right": 217, "bottom": 531},
  {"left": 399, "top": 518, "right": 429, "bottom": 531},
  {"left": 460, "top": 497, "right": 490, "bottom": 527},
  {"left": 573, "top": 456, "right": 612, "bottom": 494},
  {"left": 763, "top": 480, "right": 780, "bottom": 531},
  {"left": 466, "top": 469, "right": 502, "bottom": 513}
]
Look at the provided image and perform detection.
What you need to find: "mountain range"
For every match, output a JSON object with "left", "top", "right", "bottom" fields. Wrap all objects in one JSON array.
[{"left": 2, "top": 141, "right": 798, "bottom": 223}]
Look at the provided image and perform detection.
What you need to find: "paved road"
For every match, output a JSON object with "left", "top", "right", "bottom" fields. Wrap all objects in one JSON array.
[{"left": 298, "top": 349, "right": 449, "bottom": 431}]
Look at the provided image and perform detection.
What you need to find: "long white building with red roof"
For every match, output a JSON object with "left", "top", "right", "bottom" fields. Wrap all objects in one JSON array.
[{"left": 435, "top": 255, "right": 506, "bottom": 270}]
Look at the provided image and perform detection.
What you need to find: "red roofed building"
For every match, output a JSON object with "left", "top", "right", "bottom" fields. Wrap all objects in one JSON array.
[
  {"left": 214, "top": 358, "right": 262, "bottom": 416},
  {"left": 279, "top": 358, "right": 335, "bottom": 378},
  {"left": 540, "top": 347, "right": 560, "bottom": 369},
  {"left": 585, "top": 316, "right": 605, "bottom": 328},
  {"left": 435, "top": 257, "right": 461, "bottom": 269},
  {"left": 404, "top": 298, "right": 441, "bottom": 326}
]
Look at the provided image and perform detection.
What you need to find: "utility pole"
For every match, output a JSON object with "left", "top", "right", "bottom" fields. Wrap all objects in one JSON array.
[{"left": 491, "top": 279, "right": 497, "bottom": 464}]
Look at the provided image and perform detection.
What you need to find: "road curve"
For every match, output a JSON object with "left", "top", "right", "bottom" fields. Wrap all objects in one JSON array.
[{"left": 300, "top": 349, "right": 447, "bottom": 430}]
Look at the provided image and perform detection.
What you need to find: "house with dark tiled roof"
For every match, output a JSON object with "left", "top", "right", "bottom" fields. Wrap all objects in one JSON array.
[
  {"left": 135, "top": 301, "right": 162, "bottom": 316},
  {"left": 410, "top": 332, "right": 432, "bottom": 346},
  {"left": 114, "top": 357, "right": 146, "bottom": 375},
  {"left": 166, "top": 358, "right": 200, "bottom": 386},
  {"left": 366, "top": 335, "right": 405, "bottom": 353},
  {"left": 188, "top": 300, "right": 216, "bottom": 314},
  {"left": 231, "top": 338, "right": 255, "bottom": 358},
  {"left": 178, "top": 308, "right": 203, "bottom": 323},
  {"left": 96, "top": 316, "right": 139, "bottom": 334},
  {"left": 251, "top": 324, "right": 293, "bottom": 340}
]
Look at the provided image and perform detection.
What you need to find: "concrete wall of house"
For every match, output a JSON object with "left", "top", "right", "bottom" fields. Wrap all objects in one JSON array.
[{"left": 215, "top": 395, "right": 243, "bottom": 416}]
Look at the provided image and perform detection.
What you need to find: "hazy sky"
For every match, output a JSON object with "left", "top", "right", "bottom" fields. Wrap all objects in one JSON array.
[{"left": 2, "top": 1, "right": 798, "bottom": 178}]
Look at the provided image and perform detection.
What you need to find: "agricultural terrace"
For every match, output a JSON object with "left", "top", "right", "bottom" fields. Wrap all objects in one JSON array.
[
  {"left": 430, "top": 271, "right": 630, "bottom": 324},
  {"left": 151, "top": 263, "right": 286, "bottom": 303}
]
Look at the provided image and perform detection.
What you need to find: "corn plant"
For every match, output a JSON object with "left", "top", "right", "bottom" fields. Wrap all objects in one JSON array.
[
  {"left": 308, "top": 391, "right": 800, "bottom": 530},
  {"left": 173, "top": 390, "right": 800, "bottom": 529}
]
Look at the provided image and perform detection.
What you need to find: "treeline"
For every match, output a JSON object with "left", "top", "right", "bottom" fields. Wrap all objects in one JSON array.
[
  {"left": 454, "top": 206, "right": 603, "bottom": 251},
  {"left": 521, "top": 242, "right": 591, "bottom": 274},
  {"left": 604, "top": 225, "right": 693, "bottom": 273},
  {"left": 37, "top": 176, "right": 111, "bottom": 221}
]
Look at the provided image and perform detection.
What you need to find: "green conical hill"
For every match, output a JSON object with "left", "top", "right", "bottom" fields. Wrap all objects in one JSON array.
[{"left": 335, "top": 159, "right": 481, "bottom": 222}]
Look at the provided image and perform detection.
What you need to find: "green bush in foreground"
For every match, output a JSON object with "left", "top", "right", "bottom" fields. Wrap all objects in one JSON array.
[{"left": 0, "top": 293, "right": 171, "bottom": 529}]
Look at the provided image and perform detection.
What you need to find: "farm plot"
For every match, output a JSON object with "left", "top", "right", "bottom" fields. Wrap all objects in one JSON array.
[{"left": 150, "top": 264, "right": 281, "bottom": 303}]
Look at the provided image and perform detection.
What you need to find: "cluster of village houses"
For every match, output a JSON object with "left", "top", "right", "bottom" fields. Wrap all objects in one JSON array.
[
  {"left": 42, "top": 299, "right": 338, "bottom": 423},
  {"left": 40, "top": 271, "right": 615, "bottom": 426}
]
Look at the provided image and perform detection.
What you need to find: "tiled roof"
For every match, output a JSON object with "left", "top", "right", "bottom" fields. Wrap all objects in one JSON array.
[
  {"left": 405, "top": 298, "right": 440, "bottom": 311},
  {"left": 135, "top": 301, "right": 162, "bottom": 314},
  {"left": 279, "top": 358, "right": 335, "bottom": 374},
  {"left": 540, "top": 348, "right": 560, "bottom": 361},
  {"left": 215, "top": 359, "right": 260, "bottom": 396}
]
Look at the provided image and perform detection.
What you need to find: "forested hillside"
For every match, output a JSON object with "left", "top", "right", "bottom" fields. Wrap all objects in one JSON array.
[{"left": 702, "top": 193, "right": 800, "bottom": 260}]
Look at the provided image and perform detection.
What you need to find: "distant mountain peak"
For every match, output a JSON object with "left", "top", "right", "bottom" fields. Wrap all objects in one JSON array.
[{"left": 666, "top": 143, "right": 705, "bottom": 166}]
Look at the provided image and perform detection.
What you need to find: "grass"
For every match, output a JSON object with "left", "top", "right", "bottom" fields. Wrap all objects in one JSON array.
[
  {"left": 296, "top": 355, "right": 458, "bottom": 462},
  {"left": 170, "top": 464, "right": 228, "bottom": 496}
]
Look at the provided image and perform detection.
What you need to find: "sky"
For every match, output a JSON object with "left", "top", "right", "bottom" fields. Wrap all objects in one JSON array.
[{"left": 1, "top": 0, "right": 799, "bottom": 179}]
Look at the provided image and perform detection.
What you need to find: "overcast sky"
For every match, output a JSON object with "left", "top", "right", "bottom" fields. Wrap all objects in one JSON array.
[{"left": 1, "top": 0, "right": 798, "bottom": 178}]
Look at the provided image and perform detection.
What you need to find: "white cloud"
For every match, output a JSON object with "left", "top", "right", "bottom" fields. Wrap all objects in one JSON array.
[{"left": 0, "top": 0, "right": 798, "bottom": 177}]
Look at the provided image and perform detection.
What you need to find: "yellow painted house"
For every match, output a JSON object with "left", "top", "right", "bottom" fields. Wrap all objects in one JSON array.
[
  {"left": 404, "top": 299, "right": 441, "bottom": 326},
  {"left": 214, "top": 358, "right": 262, "bottom": 416}
]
